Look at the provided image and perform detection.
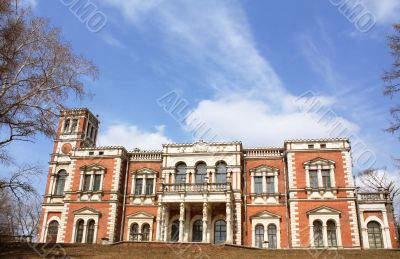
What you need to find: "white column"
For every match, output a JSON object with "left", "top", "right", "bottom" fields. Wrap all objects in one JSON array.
[
  {"left": 262, "top": 172, "right": 267, "bottom": 193},
  {"left": 317, "top": 165, "right": 323, "bottom": 188},
  {"left": 323, "top": 224, "right": 328, "bottom": 247},
  {"left": 359, "top": 211, "right": 369, "bottom": 248},
  {"left": 131, "top": 176, "right": 136, "bottom": 194},
  {"left": 179, "top": 202, "right": 185, "bottom": 242},
  {"left": 163, "top": 207, "right": 169, "bottom": 242},
  {"left": 309, "top": 224, "right": 314, "bottom": 247},
  {"left": 79, "top": 174, "right": 84, "bottom": 190},
  {"left": 336, "top": 224, "right": 342, "bottom": 247},
  {"left": 142, "top": 175, "right": 147, "bottom": 195},
  {"left": 329, "top": 164, "right": 336, "bottom": 187},
  {"left": 161, "top": 205, "right": 166, "bottom": 241},
  {"left": 89, "top": 173, "right": 94, "bottom": 191},
  {"left": 250, "top": 172, "right": 255, "bottom": 193},
  {"left": 156, "top": 204, "right": 162, "bottom": 241},
  {"left": 274, "top": 174, "right": 278, "bottom": 193},
  {"left": 152, "top": 178, "right": 156, "bottom": 195},
  {"left": 226, "top": 202, "right": 232, "bottom": 244},
  {"left": 186, "top": 171, "right": 190, "bottom": 184},
  {"left": 382, "top": 211, "right": 392, "bottom": 248},
  {"left": 202, "top": 202, "right": 208, "bottom": 242},
  {"left": 305, "top": 165, "right": 310, "bottom": 188},
  {"left": 94, "top": 222, "right": 99, "bottom": 243},
  {"left": 83, "top": 222, "right": 88, "bottom": 243}
]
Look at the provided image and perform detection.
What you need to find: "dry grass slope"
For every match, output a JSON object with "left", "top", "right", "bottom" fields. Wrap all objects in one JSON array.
[{"left": 0, "top": 243, "right": 399, "bottom": 259}]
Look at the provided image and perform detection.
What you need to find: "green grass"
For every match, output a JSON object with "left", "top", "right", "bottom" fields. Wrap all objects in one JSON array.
[{"left": 0, "top": 242, "right": 399, "bottom": 259}]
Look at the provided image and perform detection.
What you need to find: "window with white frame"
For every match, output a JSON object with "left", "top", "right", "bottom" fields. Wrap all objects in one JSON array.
[
  {"left": 79, "top": 165, "right": 105, "bottom": 192},
  {"left": 215, "top": 161, "right": 227, "bottom": 183},
  {"left": 127, "top": 212, "right": 154, "bottom": 241},
  {"left": 250, "top": 165, "right": 279, "bottom": 195},
  {"left": 307, "top": 206, "right": 342, "bottom": 248},
  {"left": 72, "top": 207, "right": 100, "bottom": 244},
  {"left": 175, "top": 162, "right": 187, "bottom": 183},
  {"left": 132, "top": 168, "right": 157, "bottom": 196},
  {"left": 54, "top": 170, "right": 67, "bottom": 196},
  {"left": 304, "top": 158, "right": 336, "bottom": 189}
]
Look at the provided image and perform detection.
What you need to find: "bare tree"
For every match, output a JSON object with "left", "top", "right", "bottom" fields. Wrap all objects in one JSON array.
[
  {"left": 358, "top": 168, "right": 400, "bottom": 200},
  {"left": 0, "top": 0, "right": 98, "bottom": 161},
  {"left": 383, "top": 24, "right": 400, "bottom": 135}
]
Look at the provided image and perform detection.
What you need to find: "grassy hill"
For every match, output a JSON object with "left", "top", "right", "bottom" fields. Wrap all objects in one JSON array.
[{"left": 1, "top": 242, "right": 399, "bottom": 259}]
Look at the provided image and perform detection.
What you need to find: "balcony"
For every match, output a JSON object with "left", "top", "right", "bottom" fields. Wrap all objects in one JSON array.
[
  {"left": 357, "top": 192, "right": 391, "bottom": 203},
  {"left": 160, "top": 183, "right": 231, "bottom": 193}
]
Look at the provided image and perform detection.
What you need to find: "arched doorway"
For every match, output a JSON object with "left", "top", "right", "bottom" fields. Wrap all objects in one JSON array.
[
  {"left": 367, "top": 221, "right": 383, "bottom": 248},
  {"left": 171, "top": 220, "right": 179, "bottom": 242},
  {"left": 214, "top": 220, "right": 226, "bottom": 244},
  {"left": 192, "top": 220, "right": 203, "bottom": 242},
  {"left": 46, "top": 221, "right": 59, "bottom": 243}
]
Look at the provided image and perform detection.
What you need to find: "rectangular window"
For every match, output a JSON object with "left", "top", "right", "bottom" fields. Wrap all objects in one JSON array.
[
  {"left": 93, "top": 174, "right": 101, "bottom": 191},
  {"left": 71, "top": 119, "right": 78, "bottom": 132},
  {"left": 322, "top": 170, "right": 331, "bottom": 188},
  {"left": 266, "top": 176, "right": 275, "bottom": 193},
  {"left": 146, "top": 179, "right": 154, "bottom": 195},
  {"left": 83, "top": 175, "right": 91, "bottom": 191},
  {"left": 135, "top": 178, "right": 143, "bottom": 195},
  {"left": 254, "top": 176, "right": 263, "bottom": 194},
  {"left": 309, "top": 170, "right": 318, "bottom": 188}
]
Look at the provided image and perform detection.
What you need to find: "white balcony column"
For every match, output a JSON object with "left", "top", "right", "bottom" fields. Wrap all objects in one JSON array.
[
  {"left": 317, "top": 165, "right": 323, "bottom": 188},
  {"left": 322, "top": 224, "right": 328, "bottom": 247},
  {"left": 336, "top": 224, "right": 342, "bottom": 247},
  {"left": 305, "top": 165, "right": 310, "bottom": 188},
  {"left": 163, "top": 207, "right": 169, "bottom": 242},
  {"left": 262, "top": 171, "right": 267, "bottom": 193},
  {"left": 142, "top": 175, "right": 147, "bottom": 195},
  {"left": 156, "top": 204, "right": 162, "bottom": 241},
  {"left": 202, "top": 202, "right": 208, "bottom": 242},
  {"left": 226, "top": 202, "right": 232, "bottom": 244},
  {"left": 179, "top": 202, "right": 185, "bottom": 242},
  {"left": 329, "top": 164, "right": 336, "bottom": 187},
  {"left": 274, "top": 173, "right": 278, "bottom": 193},
  {"left": 250, "top": 172, "right": 255, "bottom": 193}
]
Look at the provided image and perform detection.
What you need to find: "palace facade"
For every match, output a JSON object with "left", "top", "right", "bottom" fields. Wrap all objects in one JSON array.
[{"left": 38, "top": 108, "right": 399, "bottom": 249}]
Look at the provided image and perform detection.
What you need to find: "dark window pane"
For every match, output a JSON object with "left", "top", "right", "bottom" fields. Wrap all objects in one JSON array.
[
  {"left": 266, "top": 176, "right": 275, "bottom": 193},
  {"left": 310, "top": 170, "right": 318, "bottom": 188},
  {"left": 327, "top": 221, "right": 337, "bottom": 247},
  {"left": 130, "top": 223, "right": 139, "bottom": 241},
  {"left": 254, "top": 176, "right": 263, "bottom": 194},
  {"left": 313, "top": 221, "right": 323, "bottom": 247},
  {"left": 54, "top": 170, "right": 67, "bottom": 195},
  {"left": 146, "top": 179, "right": 154, "bottom": 195},
  {"left": 192, "top": 220, "right": 203, "bottom": 242},
  {"left": 268, "top": 224, "right": 277, "bottom": 248},
  {"left": 176, "top": 163, "right": 187, "bottom": 183},
  {"left": 135, "top": 179, "right": 143, "bottom": 195},
  {"left": 171, "top": 220, "right": 179, "bottom": 241},
  {"left": 75, "top": 220, "right": 84, "bottom": 243},
  {"left": 216, "top": 162, "right": 227, "bottom": 183},
  {"left": 86, "top": 220, "right": 95, "bottom": 244},
  {"left": 46, "top": 221, "right": 59, "bottom": 243},
  {"left": 142, "top": 224, "right": 150, "bottom": 241},
  {"left": 93, "top": 174, "right": 101, "bottom": 191},
  {"left": 83, "top": 175, "right": 91, "bottom": 191},
  {"left": 255, "top": 225, "right": 264, "bottom": 248},
  {"left": 322, "top": 170, "right": 331, "bottom": 188},
  {"left": 214, "top": 220, "right": 226, "bottom": 244},
  {"left": 367, "top": 221, "right": 383, "bottom": 248},
  {"left": 195, "top": 163, "right": 207, "bottom": 183}
]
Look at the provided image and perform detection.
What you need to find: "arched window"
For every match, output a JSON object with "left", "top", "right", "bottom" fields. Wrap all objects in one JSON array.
[
  {"left": 367, "top": 221, "right": 383, "bottom": 248},
  {"left": 54, "top": 170, "right": 67, "bottom": 196},
  {"left": 142, "top": 223, "right": 150, "bottom": 241},
  {"left": 255, "top": 224, "right": 264, "bottom": 248},
  {"left": 171, "top": 220, "right": 179, "bottom": 242},
  {"left": 195, "top": 162, "right": 207, "bottom": 183},
  {"left": 313, "top": 220, "right": 323, "bottom": 247},
  {"left": 267, "top": 224, "right": 277, "bottom": 248},
  {"left": 214, "top": 220, "right": 226, "bottom": 244},
  {"left": 176, "top": 163, "right": 187, "bottom": 183},
  {"left": 46, "top": 221, "right": 59, "bottom": 243},
  {"left": 327, "top": 220, "right": 337, "bottom": 247},
  {"left": 130, "top": 223, "right": 139, "bottom": 241},
  {"left": 86, "top": 220, "right": 95, "bottom": 244},
  {"left": 216, "top": 162, "right": 227, "bottom": 183},
  {"left": 192, "top": 220, "right": 203, "bottom": 242},
  {"left": 75, "top": 220, "right": 84, "bottom": 243}
]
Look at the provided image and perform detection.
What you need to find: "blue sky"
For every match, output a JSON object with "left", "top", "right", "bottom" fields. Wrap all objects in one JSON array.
[{"left": 9, "top": 0, "right": 400, "bottom": 195}]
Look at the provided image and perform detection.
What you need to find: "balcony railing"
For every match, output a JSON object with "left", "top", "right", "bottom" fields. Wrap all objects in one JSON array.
[
  {"left": 357, "top": 192, "right": 390, "bottom": 201},
  {"left": 160, "top": 183, "right": 230, "bottom": 193}
]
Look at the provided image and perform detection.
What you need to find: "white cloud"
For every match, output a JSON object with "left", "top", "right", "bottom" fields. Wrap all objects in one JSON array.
[
  {"left": 361, "top": 0, "right": 400, "bottom": 24},
  {"left": 98, "top": 124, "right": 172, "bottom": 150},
  {"left": 100, "top": 33, "right": 126, "bottom": 49},
  {"left": 103, "top": 0, "right": 363, "bottom": 149}
]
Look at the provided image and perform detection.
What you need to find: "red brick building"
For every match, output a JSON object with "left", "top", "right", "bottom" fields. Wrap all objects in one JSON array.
[{"left": 38, "top": 108, "right": 399, "bottom": 249}]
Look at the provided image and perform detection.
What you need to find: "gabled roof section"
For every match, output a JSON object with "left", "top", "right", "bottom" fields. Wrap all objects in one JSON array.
[
  {"left": 303, "top": 157, "right": 335, "bottom": 166},
  {"left": 250, "top": 210, "right": 281, "bottom": 219},
  {"left": 250, "top": 164, "right": 279, "bottom": 173},
  {"left": 307, "top": 206, "right": 341, "bottom": 215},
  {"left": 134, "top": 167, "right": 158, "bottom": 175},
  {"left": 73, "top": 207, "right": 101, "bottom": 216},
  {"left": 127, "top": 211, "right": 155, "bottom": 219},
  {"left": 79, "top": 164, "right": 106, "bottom": 171}
]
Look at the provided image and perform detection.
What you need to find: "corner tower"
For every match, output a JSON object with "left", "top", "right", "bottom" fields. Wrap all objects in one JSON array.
[{"left": 52, "top": 108, "right": 99, "bottom": 155}]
